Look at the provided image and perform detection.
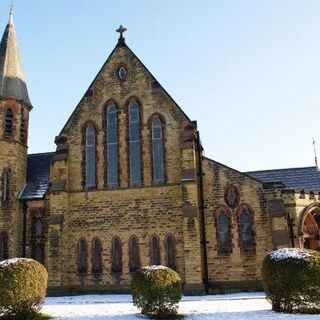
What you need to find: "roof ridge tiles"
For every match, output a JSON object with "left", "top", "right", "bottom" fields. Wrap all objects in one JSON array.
[{"left": 246, "top": 166, "right": 316, "bottom": 174}]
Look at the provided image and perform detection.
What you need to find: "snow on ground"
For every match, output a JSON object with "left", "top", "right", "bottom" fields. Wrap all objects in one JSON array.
[{"left": 43, "top": 292, "right": 319, "bottom": 320}]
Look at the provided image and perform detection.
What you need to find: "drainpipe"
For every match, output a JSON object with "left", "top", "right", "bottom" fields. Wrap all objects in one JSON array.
[
  {"left": 195, "top": 130, "right": 209, "bottom": 294},
  {"left": 287, "top": 213, "right": 295, "bottom": 248},
  {"left": 22, "top": 202, "right": 27, "bottom": 257}
]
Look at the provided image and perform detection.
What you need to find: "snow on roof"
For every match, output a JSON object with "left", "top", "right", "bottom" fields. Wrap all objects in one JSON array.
[{"left": 269, "top": 248, "right": 311, "bottom": 261}]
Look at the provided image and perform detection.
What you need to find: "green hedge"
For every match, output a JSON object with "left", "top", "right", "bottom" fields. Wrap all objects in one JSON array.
[
  {"left": 131, "top": 265, "right": 182, "bottom": 319},
  {"left": 0, "top": 258, "right": 48, "bottom": 319},
  {"left": 262, "top": 248, "right": 320, "bottom": 313}
]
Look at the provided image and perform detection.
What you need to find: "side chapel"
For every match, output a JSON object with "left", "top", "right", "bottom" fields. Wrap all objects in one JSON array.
[{"left": 1, "top": 12, "right": 320, "bottom": 295}]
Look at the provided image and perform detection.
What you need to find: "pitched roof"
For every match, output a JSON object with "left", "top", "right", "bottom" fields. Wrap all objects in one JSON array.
[
  {"left": 20, "top": 152, "right": 54, "bottom": 200},
  {"left": 246, "top": 166, "right": 320, "bottom": 191},
  {"left": 0, "top": 11, "right": 31, "bottom": 106}
]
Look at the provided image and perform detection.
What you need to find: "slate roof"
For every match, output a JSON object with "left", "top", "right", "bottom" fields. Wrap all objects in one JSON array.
[
  {"left": 20, "top": 152, "right": 54, "bottom": 200},
  {"left": 246, "top": 166, "right": 320, "bottom": 191},
  {"left": 0, "top": 11, "right": 31, "bottom": 106}
]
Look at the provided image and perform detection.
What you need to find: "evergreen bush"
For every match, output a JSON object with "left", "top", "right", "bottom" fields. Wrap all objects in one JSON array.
[
  {"left": 0, "top": 258, "right": 48, "bottom": 319},
  {"left": 262, "top": 248, "right": 320, "bottom": 313},
  {"left": 131, "top": 265, "right": 182, "bottom": 319}
]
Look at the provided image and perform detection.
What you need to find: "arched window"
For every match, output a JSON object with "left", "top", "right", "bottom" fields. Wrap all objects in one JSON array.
[
  {"left": 238, "top": 206, "right": 255, "bottom": 254},
  {"left": 85, "top": 125, "right": 96, "bottom": 188},
  {"left": 129, "top": 236, "right": 140, "bottom": 272},
  {"left": 0, "top": 232, "right": 8, "bottom": 260},
  {"left": 128, "top": 101, "right": 141, "bottom": 185},
  {"left": 4, "top": 109, "right": 13, "bottom": 137},
  {"left": 215, "top": 207, "right": 232, "bottom": 254},
  {"left": 77, "top": 238, "right": 88, "bottom": 274},
  {"left": 112, "top": 237, "right": 122, "bottom": 273},
  {"left": 1, "top": 170, "right": 9, "bottom": 204},
  {"left": 150, "top": 235, "right": 160, "bottom": 265},
  {"left": 31, "top": 212, "right": 45, "bottom": 264},
  {"left": 165, "top": 235, "right": 176, "bottom": 270},
  {"left": 106, "top": 104, "right": 118, "bottom": 187},
  {"left": 151, "top": 117, "right": 164, "bottom": 184},
  {"left": 92, "top": 237, "right": 103, "bottom": 274},
  {"left": 20, "top": 108, "right": 26, "bottom": 143}
]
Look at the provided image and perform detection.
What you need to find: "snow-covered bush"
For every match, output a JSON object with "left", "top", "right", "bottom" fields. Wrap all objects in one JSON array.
[
  {"left": 0, "top": 258, "right": 48, "bottom": 319},
  {"left": 262, "top": 248, "right": 320, "bottom": 313},
  {"left": 131, "top": 265, "right": 182, "bottom": 319}
]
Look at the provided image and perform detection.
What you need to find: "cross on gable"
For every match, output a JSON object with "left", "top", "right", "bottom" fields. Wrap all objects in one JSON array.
[{"left": 116, "top": 25, "right": 127, "bottom": 40}]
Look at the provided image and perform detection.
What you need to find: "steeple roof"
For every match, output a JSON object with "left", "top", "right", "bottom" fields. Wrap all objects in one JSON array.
[{"left": 0, "top": 10, "right": 31, "bottom": 106}]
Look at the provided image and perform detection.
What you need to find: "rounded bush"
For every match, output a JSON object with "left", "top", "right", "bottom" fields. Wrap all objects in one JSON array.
[
  {"left": 262, "top": 248, "right": 320, "bottom": 313},
  {"left": 0, "top": 258, "right": 48, "bottom": 319},
  {"left": 131, "top": 265, "right": 182, "bottom": 319}
]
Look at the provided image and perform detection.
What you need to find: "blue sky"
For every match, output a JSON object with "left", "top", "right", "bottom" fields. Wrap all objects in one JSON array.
[{"left": 2, "top": 0, "right": 320, "bottom": 171}]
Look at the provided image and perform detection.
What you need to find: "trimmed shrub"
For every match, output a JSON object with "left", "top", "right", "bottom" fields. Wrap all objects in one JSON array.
[
  {"left": 131, "top": 265, "right": 182, "bottom": 319},
  {"left": 262, "top": 248, "right": 320, "bottom": 313},
  {"left": 0, "top": 258, "right": 48, "bottom": 319}
]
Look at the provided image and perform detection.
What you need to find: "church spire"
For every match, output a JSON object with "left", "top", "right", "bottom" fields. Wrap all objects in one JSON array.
[{"left": 0, "top": 8, "right": 31, "bottom": 106}]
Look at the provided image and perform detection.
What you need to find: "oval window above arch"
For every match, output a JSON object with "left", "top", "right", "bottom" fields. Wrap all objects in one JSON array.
[{"left": 118, "top": 66, "right": 127, "bottom": 80}]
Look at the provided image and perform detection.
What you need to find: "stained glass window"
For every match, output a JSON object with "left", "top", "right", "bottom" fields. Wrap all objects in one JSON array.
[
  {"left": 129, "top": 236, "right": 140, "bottom": 272},
  {"left": 112, "top": 237, "right": 122, "bottom": 273},
  {"left": 152, "top": 118, "right": 164, "bottom": 183},
  {"left": 166, "top": 235, "right": 176, "bottom": 270},
  {"left": 217, "top": 210, "right": 231, "bottom": 254},
  {"left": 77, "top": 239, "right": 88, "bottom": 273},
  {"left": 106, "top": 104, "right": 118, "bottom": 187},
  {"left": 150, "top": 235, "right": 160, "bottom": 265},
  {"left": 224, "top": 185, "right": 239, "bottom": 209},
  {"left": 129, "top": 102, "right": 141, "bottom": 185},
  {"left": 92, "top": 238, "right": 102, "bottom": 274},
  {"left": 85, "top": 125, "right": 96, "bottom": 188},
  {"left": 239, "top": 208, "right": 255, "bottom": 253},
  {"left": 32, "top": 213, "right": 45, "bottom": 264},
  {"left": 118, "top": 66, "right": 127, "bottom": 80}
]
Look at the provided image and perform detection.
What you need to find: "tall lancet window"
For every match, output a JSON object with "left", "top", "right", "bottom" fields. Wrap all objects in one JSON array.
[
  {"left": 151, "top": 118, "right": 164, "bottom": 184},
  {"left": 106, "top": 104, "right": 118, "bottom": 187},
  {"left": 238, "top": 206, "right": 255, "bottom": 254},
  {"left": 165, "top": 234, "right": 176, "bottom": 270},
  {"left": 92, "top": 237, "right": 103, "bottom": 274},
  {"left": 111, "top": 236, "right": 122, "bottom": 273},
  {"left": 85, "top": 125, "right": 96, "bottom": 188},
  {"left": 1, "top": 170, "right": 9, "bottom": 204},
  {"left": 77, "top": 238, "right": 88, "bottom": 274},
  {"left": 129, "top": 101, "right": 141, "bottom": 185},
  {"left": 216, "top": 207, "right": 232, "bottom": 255},
  {"left": 4, "top": 109, "right": 13, "bottom": 137},
  {"left": 150, "top": 235, "right": 160, "bottom": 265},
  {"left": 129, "top": 236, "right": 140, "bottom": 272},
  {"left": 32, "top": 212, "right": 45, "bottom": 264}
]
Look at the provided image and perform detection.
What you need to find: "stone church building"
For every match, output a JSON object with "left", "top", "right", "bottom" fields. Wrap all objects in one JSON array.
[{"left": 1, "top": 12, "right": 320, "bottom": 295}]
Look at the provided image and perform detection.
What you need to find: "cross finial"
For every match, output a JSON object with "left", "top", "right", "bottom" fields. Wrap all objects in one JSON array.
[
  {"left": 116, "top": 25, "right": 127, "bottom": 41},
  {"left": 313, "top": 137, "right": 319, "bottom": 170},
  {"left": 9, "top": 0, "right": 14, "bottom": 24},
  {"left": 10, "top": 0, "right": 14, "bottom": 14}
]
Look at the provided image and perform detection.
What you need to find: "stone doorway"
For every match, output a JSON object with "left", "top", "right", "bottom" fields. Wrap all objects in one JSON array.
[{"left": 301, "top": 211, "right": 320, "bottom": 251}]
